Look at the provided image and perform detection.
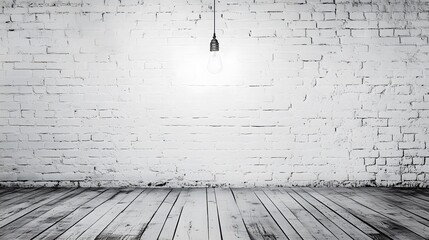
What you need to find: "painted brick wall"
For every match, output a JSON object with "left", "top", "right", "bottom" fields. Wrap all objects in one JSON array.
[{"left": 0, "top": 0, "right": 428, "bottom": 187}]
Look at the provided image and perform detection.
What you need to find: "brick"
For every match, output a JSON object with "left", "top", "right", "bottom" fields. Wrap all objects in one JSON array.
[
  {"left": 319, "top": 172, "right": 348, "bottom": 181},
  {"left": 402, "top": 173, "right": 417, "bottom": 181},
  {"left": 289, "top": 21, "right": 316, "bottom": 29},
  {"left": 413, "top": 158, "right": 425, "bottom": 165},
  {"left": 349, "top": 172, "right": 375, "bottom": 181},
  {"left": 0, "top": 173, "right": 18, "bottom": 181},
  {"left": 399, "top": 142, "right": 424, "bottom": 149},
  {"left": 291, "top": 172, "right": 318, "bottom": 181},
  {"left": 400, "top": 37, "right": 428, "bottom": 45},
  {"left": 316, "top": 20, "right": 344, "bottom": 29},
  {"left": 249, "top": 3, "right": 285, "bottom": 12},
  {"left": 379, "top": 150, "right": 403, "bottom": 158}
]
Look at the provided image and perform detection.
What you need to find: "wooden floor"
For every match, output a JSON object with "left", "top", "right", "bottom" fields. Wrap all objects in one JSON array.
[{"left": 0, "top": 188, "right": 428, "bottom": 240}]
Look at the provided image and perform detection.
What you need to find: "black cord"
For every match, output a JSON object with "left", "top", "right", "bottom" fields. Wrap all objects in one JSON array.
[{"left": 213, "top": 0, "right": 216, "bottom": 36}]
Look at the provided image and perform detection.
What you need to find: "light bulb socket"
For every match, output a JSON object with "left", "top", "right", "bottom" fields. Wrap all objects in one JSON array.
[{"left": 210, "top": 34, "right": 219, "bottom": 52}]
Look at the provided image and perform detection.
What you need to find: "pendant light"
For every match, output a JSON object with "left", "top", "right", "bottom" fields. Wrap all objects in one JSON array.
[{"left": 207, "top": 0, "right": 223, "bottom": 74}]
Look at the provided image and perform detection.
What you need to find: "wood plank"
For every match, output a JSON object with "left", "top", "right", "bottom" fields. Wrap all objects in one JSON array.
[
  {"left": 157, "top": 188, "right": 191, "bottom": 240},
  {"left": 32, "top": 189, "right": 119, "bottom": 240},
  {"left": 0, "top": 188, "right": 15, "bottom": 195},
  {"left": 0, "top": 188, "right": 77, "bottom": 228},
  {"left": 334, "top": 188, "right": 429, "bottom": 238},
  {"left": 57, "top": 188, "right": 144, "bottom": 240},
  {"left": 0, "top": 188, "right": 85, "bottom": 238},
  {"left": 358, "top": 188, "right": 429, "bottom": 221},
  {"left": 207, "top": 188, "right": 222, "bottom": 240},
  {"left": 313, "top": 188, "right": 425, "bottom": 240},
  {"left": 394, "top": 189, "right": 429, "bottom": 202},
  {"left": 254, "top": 190, "right": 302, "bottom": 240},
  {"left": 214, "top": 188, "right": 250, "bottom": 240},
  {"left": 0, "top": 188, "right": 41, "bottom": 204},
  {"left": 232, "top": 188, "right": 288, "bottom": 240},
  {"left": 75, "top": 188, "right": 146, "bottom": 240},
  {"left": 174, "top": 188, "right": 208, "bottom": 240},
  {"left": 0, "top": 189, "right": 104, "bottom": 239},
  {"left": 291, "top": 188, "right": 373, "bottom": 240},
  {"left": 268, "top": 188, "right": 336, "bottom": 240},
  {"left": 301, "top": 187, "right": 388, "bottom": 240},
  {"left": 396, "top": 194, "right": 429, "bottom": 210},
  {"left": 139, "top": 189, "right": 181, "bottom": 240},
  {"left": 285, "top": 188, "right": 353, "bottom": 240},
  {"left": 416, "top": 189, "right": 429, "bottom": 200},
  {"left": 0, "top": 188, "right": 21, "bottom": 196},
  {"left": 263, "top": 189, "right": 314, "bottom": 240},
  {"left": 96, "top": 188, "right": 171, "bottom": 239},
  {"left": 0, "top": 188, "right": 55, "bottom": 211},
  {"left": 343, "top": 187, "right": 429, "bottom": 232},
  {"left": 378, "top": 188, "right": 429, "bottom": 210},
  {"left": 0, "top": 188, "right": 56, "bottom": 217}
]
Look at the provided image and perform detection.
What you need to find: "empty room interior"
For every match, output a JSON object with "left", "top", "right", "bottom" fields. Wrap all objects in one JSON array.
[{"left": 1, "top": 0, "right": 429, "bottom": 239}]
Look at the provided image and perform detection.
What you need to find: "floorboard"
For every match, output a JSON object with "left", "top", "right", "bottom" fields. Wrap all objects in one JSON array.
[
  {"left": 140, "top": 189, "right": 181, "bottom": 240},
  {"left": 57, "top": 188, "right": 142, "bottom": 240},
  {"left": 1, "top": 189, "right": 104, "bottom": 239},
  {"left": 207, "top": 188, "right": 222, "bottom": 240},
  {"left": 270, "top": 188, "right": 336, "bottom": 240},
  {"left": 263, "top": 189, "right": 314, "bottom": 240},
  {"left": 77, "top": 188, "right": 145, "bottom": 240},
  {"left": 173, "top": 188, "right": 208, "bottom": 240},
  {"left": 285, "top": 188, "right": 353, "bottom": 240},
  {"left": 0, "top": 187, "right": 427, "bottom": 240},
  {"left": 314, "top": 188, "right": 425, "bottom": 240},
  {"left": 301, "top": 187, "right": 388, "bottom": 240},
  {"left": 291, "top": 188, "right": 371, "bottom": 240},
  {"left": 157, "top": 188, "right": 191, "bottom": 240},
  {"left": 0, "top": 187, "right": 41, "bottom": 204},
  {"left": 215, "top": 188, "right": 250, "bottom": 240},
  {"left": 357, "top": 188, "right": 429, "bottom": 222},
  {"left": 34, "top": 189, "right": 119, "bottom": 240},
  {"left": 333, "top": 188, "right": 429, "bottom": 239},
  {"left": 254, "top": 190, "right": 301, "bottom": 240},
  {"left": 232, "top": 188, "right": 288, "bottom": 240},
  {"left": 97, "top": 188, "right": 171, "bottom": 240}
]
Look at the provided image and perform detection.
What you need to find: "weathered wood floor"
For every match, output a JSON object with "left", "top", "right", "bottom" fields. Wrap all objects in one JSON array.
[{"left": 0, "top": 187, "right": 428, "bottom": 239}]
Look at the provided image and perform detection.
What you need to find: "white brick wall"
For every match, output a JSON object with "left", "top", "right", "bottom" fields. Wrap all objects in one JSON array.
[{"left": 0, "top": 0, "right": 429, "bottom": 187}]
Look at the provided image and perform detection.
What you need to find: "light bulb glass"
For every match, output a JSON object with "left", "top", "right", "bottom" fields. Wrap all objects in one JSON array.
[{"left": 207, "top": 51, "right": 222, "bottom": 74}]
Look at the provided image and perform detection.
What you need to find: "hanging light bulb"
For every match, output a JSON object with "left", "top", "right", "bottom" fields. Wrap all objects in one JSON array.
[
  {"left": 207, "top": 0, "right": 222, "bottom": 74},
  {"left": 208, "top": 34, "right": 222, "bottom": 74}
]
